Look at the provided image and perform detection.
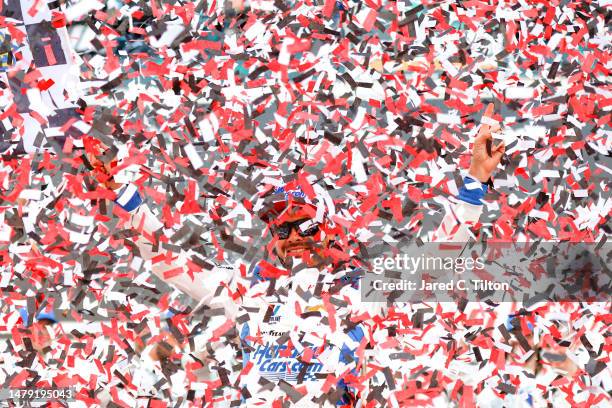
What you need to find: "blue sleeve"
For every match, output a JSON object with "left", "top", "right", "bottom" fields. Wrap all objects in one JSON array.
[
  {"left": 339, "top": 325, "right": 365, "bottom": 364},
  {"left": 114, "top": 184, "right": 143, "bottom": 212},
  {"left": 457, "top": 176, "right": 488, "bottom": 205},
  {"left": 336, "top": 270, "right": 364, "bottom": 403},
  {"left": 337, "top": 325, "right": 365, "bottom": 406},
  {"left": 240, "top": 324, "right": 251, "bottom": 367},
  {"left": 250, "top": 265, "right": 264, "bottom": 287}
]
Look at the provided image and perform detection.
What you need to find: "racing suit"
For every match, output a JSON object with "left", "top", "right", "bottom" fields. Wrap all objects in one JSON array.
[{"left": 114, "top": 175, "right": 487, "bottom": 406}]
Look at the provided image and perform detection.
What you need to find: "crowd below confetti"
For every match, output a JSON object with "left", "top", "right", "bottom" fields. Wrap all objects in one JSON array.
[{"left": 0, "top": 0, "right": 609, "bottom": 407}]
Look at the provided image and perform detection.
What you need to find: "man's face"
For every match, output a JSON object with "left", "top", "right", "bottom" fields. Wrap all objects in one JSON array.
[{"left": 271, "top": 206, "right": 324, "bottom": 262}]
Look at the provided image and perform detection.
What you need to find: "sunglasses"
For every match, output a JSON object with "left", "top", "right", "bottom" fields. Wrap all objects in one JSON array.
[{"left": 271, "top": 218, "right": 320, "bottom": 240}]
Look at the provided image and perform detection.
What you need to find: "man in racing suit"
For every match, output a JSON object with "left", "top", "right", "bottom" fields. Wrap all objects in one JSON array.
[{"left": 106, "top": 104, "right": 505, "bottom": 406}]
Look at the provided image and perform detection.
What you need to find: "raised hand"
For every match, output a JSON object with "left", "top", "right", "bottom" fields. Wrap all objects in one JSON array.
[
  {"left": 469, "top": 103, "right": 506, "bottom": 183},
  {"left": 148, "top": 331, "right": 181, "bottom": 362}
]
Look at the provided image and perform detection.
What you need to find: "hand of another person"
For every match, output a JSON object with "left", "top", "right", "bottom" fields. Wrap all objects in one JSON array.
[
  {"left": 149, "top": 331, "right": 181, "bottom": 362},
  {"left": 540, "top": 344, "right": 580, "bottom": 377}
]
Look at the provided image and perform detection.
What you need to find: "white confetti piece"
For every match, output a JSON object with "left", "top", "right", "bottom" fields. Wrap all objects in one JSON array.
[{"left": 184, "top": 143, "right": 204, "bottom": 169}]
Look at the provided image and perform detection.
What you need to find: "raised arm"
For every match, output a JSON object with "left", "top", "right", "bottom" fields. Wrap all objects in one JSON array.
[
  {"left": 432, "top": 103, "right": 505, "bottom": 242},
  {"left": 115, "top": 186, "right": 239, "bottom": 319},
  {"left": 86, "top": 148, "right": 239, "bottom": 319}
]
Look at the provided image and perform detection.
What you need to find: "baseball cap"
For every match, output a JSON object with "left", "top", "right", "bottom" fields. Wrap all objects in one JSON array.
[{"left": 256, "top": 186, "right": 315, "bottom": 223}]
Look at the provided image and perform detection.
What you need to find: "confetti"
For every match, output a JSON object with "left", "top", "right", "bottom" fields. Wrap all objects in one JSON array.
[{"left": 0, "top": 0, "right": 609, "bottom": 406}]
